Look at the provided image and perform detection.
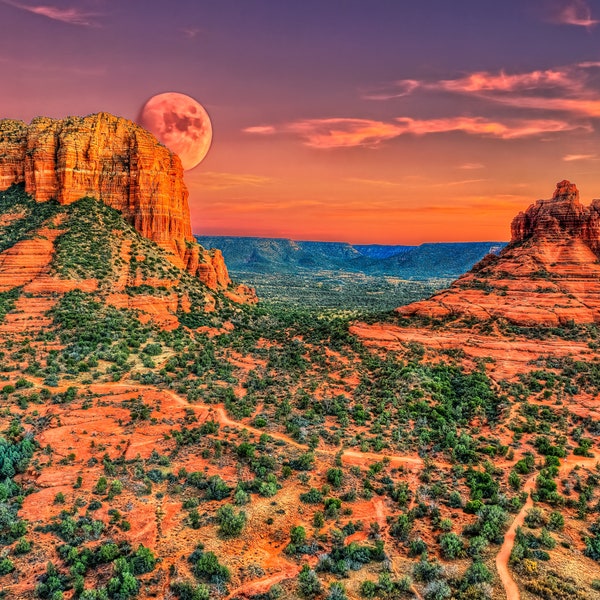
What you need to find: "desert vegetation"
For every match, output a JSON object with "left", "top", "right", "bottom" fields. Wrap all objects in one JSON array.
[{"left": 0, "top": 186, "right": 597, "bottom": 599}]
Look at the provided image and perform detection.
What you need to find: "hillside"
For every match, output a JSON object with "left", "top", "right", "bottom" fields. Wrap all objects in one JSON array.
[{"left": 398, "top": 180, "right": 600, "bottom": 326}]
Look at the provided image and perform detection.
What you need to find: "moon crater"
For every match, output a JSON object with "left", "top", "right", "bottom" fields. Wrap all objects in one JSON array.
[{"left": 138, "top": 92, "right": 212, "bottom": 170}]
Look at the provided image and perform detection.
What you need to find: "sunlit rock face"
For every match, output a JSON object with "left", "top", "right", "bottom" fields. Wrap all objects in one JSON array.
[
  {"left": 397, "top": 181, "right": 600, "bottom": 326},
  {"left": 0, "top": 112, "right": 254, "bottom": 299},
  {"left": 511, "top": 179, "right": 600, "bottom": 249}
]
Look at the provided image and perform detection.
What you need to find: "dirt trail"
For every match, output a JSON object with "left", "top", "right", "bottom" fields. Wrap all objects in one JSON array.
[
  {"left": 99, "top": 383, "right": 426, "bottom": 468},
  {"left": 495, "top": 474, "right": 536, "bottom": 600},
  {"left": 495, "top": 456, "right": 599, "bottom": 600},
  {"left": 224, "top": 565, "right": 301, "bottom": 599}
]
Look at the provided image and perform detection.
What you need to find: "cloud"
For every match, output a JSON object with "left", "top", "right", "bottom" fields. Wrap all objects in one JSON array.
[
  {"left": 286, "top": 118, "right": 402, "bottom": 148},
  {"left": 182, "top": 27, "right": 201, "bottom": 38},
  {"left": 2, "top": 0, "right": 99, "bottom": 25},
  {"left": 562, "top": 153, "right": 597, "bottom": 161},
  {"left": 242, "top": 125, "right": 276, "bottom": 135},
  {"left": 346, "top": 178, "right": 404, "bottom": 187},
  {"left": 246, "top": 116, "right": 585, "bottom": 148},
  {"left": 439, "top": 68, "right": 574, "bottom": 94},
  {"left": 459, "top": 163, "right": 485, "bottom": 170},
  {"left": 191, "top": 171, "right": 273, "bottom": 191},
  {"left": 554, "top": 0, "right": 598, "bottom": 27},
  {"left": 366, "top": 62, "right": 600, "bottom": 118},
  {"left": 362, "top": 80, "right": 420, "bottom": 101}
]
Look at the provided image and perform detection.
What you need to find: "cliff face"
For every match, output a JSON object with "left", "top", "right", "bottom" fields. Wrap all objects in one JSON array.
[
  {"left": 0, "top": 113, "right": 252, "bottom": 298},
  {"left": 398, "top": 181, "right": 600, "bottom": 326}
]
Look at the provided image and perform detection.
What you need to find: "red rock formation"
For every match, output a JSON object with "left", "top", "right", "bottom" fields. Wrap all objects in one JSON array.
[
  {"left": 0, "top": 113, "right": 256, "bottom": 301},
  {"left": 398, "top": 181, "right": 600, "bottom": 326}
]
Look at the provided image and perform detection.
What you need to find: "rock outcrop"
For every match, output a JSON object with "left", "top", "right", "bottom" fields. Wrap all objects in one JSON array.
[
  {"left": 511, "top": 179, "right": 600, "bottom": 250},
  {"left": 398, "top": 181, "right": 600, "bottom": 326},
  {"left": 0, "top": 113, "right": 254, "bottom": 300}
]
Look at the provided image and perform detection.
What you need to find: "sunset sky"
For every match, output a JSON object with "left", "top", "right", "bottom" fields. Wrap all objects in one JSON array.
[{"left": 1, "top": 0, "right": 600, "bottom": 243}]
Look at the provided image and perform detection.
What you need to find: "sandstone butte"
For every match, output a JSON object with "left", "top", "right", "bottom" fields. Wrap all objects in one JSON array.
[
  {"left": 0, "top": 112, "right": 255, "bottom": 301},
  {"left": 398, "top": 180, "right": 600, "bottom": 327}
]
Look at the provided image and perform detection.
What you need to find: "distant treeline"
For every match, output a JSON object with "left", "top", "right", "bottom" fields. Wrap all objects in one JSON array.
[{"left": 196, "top": 236, "right": 507, "bottom": 279}]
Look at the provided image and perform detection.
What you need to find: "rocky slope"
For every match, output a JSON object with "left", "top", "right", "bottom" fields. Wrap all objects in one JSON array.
[
  {"left": 0, "top": 113, "right": 254, "bottom": 300},
  {"left": 398, "top": 180, "right": 600, "bottom": 326}
]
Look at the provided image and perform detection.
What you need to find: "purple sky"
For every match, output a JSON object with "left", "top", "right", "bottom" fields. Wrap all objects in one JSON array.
[{"left": 1, "top": 0, "right": 600, "bottom": 243}]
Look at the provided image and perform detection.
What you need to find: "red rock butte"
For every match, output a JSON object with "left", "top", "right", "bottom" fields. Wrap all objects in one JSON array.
[
  {"left": 398, "top": 180, "right": 600, "bottom": 326},
  {"left": 0, "top": 112, "right": 253, "bottom": 298}
]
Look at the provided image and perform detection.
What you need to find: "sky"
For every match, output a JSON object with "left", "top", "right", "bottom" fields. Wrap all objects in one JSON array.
[{"left": 1, "top": 0, "right": 600, "bottom": 244}]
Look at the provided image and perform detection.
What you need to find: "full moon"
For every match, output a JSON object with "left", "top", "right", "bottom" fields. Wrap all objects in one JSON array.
[{"left": 138, "top": 92, "right": 213, "bottom": 170}]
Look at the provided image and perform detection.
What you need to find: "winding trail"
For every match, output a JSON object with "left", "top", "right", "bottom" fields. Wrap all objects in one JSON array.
[
  {"left": 495, "top": 456, "right": 599, "bottom": 600},
  {"left": 495, "top": 474, "right": 536, "bottom": 600}
]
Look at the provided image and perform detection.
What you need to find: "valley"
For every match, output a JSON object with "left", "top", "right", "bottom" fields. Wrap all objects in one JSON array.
[{"left": 0, "top": 115, "right": 598, "bottom": 600}]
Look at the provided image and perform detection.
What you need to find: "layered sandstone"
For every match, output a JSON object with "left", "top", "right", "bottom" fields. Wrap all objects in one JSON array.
[
  {"left": 397, "top": 181, "right": 600, "bottom": 326},
  {"left": 0, "top": 113, "right": 254, "bottom": 299}
]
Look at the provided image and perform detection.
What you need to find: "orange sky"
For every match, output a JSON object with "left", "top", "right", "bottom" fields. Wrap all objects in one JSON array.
[
  {"left": 187, "top": 122, "right": 600, "bottom": 244},
  {"left": 1, "top": 1, "right": 600, "bottom": 244}
]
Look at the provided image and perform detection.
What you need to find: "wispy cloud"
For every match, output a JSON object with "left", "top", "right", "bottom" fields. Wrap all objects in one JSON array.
[
  {"left": 246, "top": 116, "right": 584, "bottom": 149},
  {"left": 554, "top": 0, "right": 598, "bottom": 27},
  {"left": 365, "top": 62, "right": 600, "bottom": 117},
  {"left": 243, "top": 125, "right": 276, "bottom": 135},
  {"left": 2, "top": 0, "right": 100, "bottom": 26},
  {"left": 346, "top": 178, "right": 404, "bottom": 187},
  {"left": 459, "top": 162, "right": 485, "bottom": 170},
  {"left": 362, "top": 80, "right": 420, "bottom": 101},
  {"left": 562, "top": 153, "right": 597, "bottom": 161},
  {"left": 181, "top": 27, "right": 201, "bottom": 39},
  {"left": 191, "top": 171, "right": 273, "bottom": 191}
]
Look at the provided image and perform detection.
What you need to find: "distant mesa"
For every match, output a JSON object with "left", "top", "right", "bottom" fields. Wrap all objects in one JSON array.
[
  {"left": 398, "top": 180, "right": 600, "bottom": 326},
  {"left": 0, "top": 112, "right": 254, "bottom": 302}
]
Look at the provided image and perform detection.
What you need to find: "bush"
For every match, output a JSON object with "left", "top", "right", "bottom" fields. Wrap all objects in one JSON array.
[
  {"left": 290, "top": 526, "right": 307, "bottom": 546},
  {"left": 205, "top": 476, "right": 230, "bottom": 500},
  {"left": 360, "top": 580, "right": 377, "bottom": 598},
  {"left": 193, "top": 550, "right": 231, "bottom": 585},
  {"left": 129, "top": 545, "right": 156, "bottom": 575},
  {"left": 300, "top": 488, "right": 323, "bottom": 504},
  {"left": 548, "top": 511, "right": 564, "bottom": 531},
  {"left": 524, "top": 507, "right": 546, "bottom": 528},
  {"left": 464, "top": 560, "right": 492, "bottom": 585},
  {"left": 326, "top": 582, "right": 347, "bottom": 600},
  {"left": 216, "top": 504, "right": 246, "bottom": 538},
  {"left": 423, "top": 580, "right": 451, "bottom": 600},
  {"left": 326, "top": 468, "right": 343, "bottom": 488},
  {"left": 170, "top": 580, "right": 210, "bottom": 600},
  {"left": 390, "top": 513, "right": 413, "bottom": 541},
  {"left": 413, "top": 557, "right": 443, "bottom": 583},
  {"left": 298, "top": 564, "right": 322, "bottom": 597},
  {"left": 439, "top": 533, "right": 464, "bottom": 559},
  {"left": 0, "top": 557, "right": 14, "bottom": 575}
]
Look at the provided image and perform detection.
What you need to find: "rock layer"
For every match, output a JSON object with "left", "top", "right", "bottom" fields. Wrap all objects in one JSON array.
[
  {"left": 0, "top": 113, "right": 254, "bottom": 299},
  {"left": 398, "top": 181, "right": 600, "bottom": 326}
]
